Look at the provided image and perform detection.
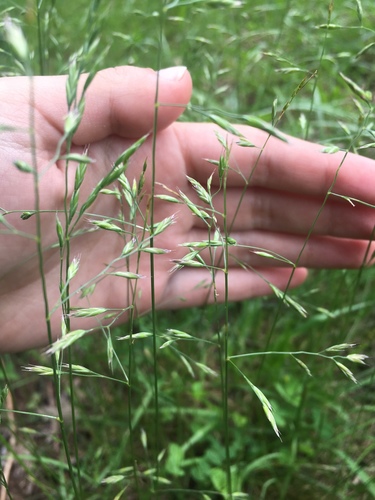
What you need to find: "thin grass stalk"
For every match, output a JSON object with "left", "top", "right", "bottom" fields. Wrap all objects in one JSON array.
[
  {"left": 122, "top": 213, "right": 138, "bottom": 488},
  {"left": 149, "top": 73, "right": 160, "bottom": 496},
  {"left": 124, "top": 202, "right": 149, "bottom": 495},
  {"left": 28, "top": 78, "right": 79, "bottom": 497},
  {"left": 221, "top": 158, "right": 232, "bottom": 498},
  {"left": 304, "top": 0, "right": 333, "bottom": 141},
  {"left": 127, "top": 308, "right": 141, "bottom": 496},
  {"left": 280, "top": 378, "right": 310, "bottom": 500},
  {"left": 277, "top": 105, "right": 373, "bottom": 305},
  {"left": 62, "top": 137, "right": 82, "bottom": 496},
  {"left": 254, "top": 85, "right": 372, "bottom": 384},
  {"left": 254, "top": 0, "right": 292, "bottom": 108},
  {"left": 20, "top": 16, "right": 80, "bottom": 490},
  {"left": 0, "top": 359, "right": 12, "bottom": 500},
  {"left": 35, "top": 0, "right": 45, "bottom": 75},
  {"left": 148, "top": 2, "right": 167, "bottom": 488},
  {"left": 345, "top": 223, "right": 375, "bottom": 334},
  {"left": 0, "top": 469, "right": 11, "bottom": 500},
  {"left": 338, "top": 193, "right": 375, "bottom": 495}
]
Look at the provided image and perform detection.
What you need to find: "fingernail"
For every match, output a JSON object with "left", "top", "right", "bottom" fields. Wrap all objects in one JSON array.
[{"left": 158, "top": 66, "right": 187, "bottom": 81}]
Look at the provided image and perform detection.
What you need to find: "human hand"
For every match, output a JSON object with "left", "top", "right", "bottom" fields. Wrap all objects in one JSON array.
[{"left": 0, "top": 66, "right": 374, "bottom": 352}]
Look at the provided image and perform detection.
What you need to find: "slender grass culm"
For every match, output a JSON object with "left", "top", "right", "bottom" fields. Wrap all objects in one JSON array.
[{"left": 1, "top": 0, "right": 375, "bottom": 498}]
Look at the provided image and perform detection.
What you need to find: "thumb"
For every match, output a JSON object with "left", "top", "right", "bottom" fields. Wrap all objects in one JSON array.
[{"left": 32, "top": 65, "right": 192, "bottom": 145}]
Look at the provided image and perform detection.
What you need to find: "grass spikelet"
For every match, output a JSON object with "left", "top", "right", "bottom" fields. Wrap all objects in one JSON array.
[
  {"left": 110, "top": 271, "right": 144, "bottom": 279},
  {"left": 291, "top": 355, "right": 313, "bottom": 377},
  {"left": 67, "top": 256, "right": 80, "bottom": 283},
  {"left": 207, "top": 113, "right": 244, "bottom": 137},
  {"left": 324, "top": 343, "right": 358, "bottom": 352},
  {"left": 178, "top": 190, "right": 212, "bottom": 222},
  {"left": 345, "top": 353, "right": 368, "bottom": 365},
  {"left": 64, "top": 102, "right": 85, "bottom": 136},
  {"left": 3, "top": 16, "right": 29, "bottom": 63},
  {"left": 22, "top": 365, "right": 55, "bottom": 376},
  {"left": 186, "top": 175, "right": 212, "bottom": 205},
  {"left": 152, "top": 214, "right": 176, "bottom": 236},
  {"left": 334, "top": 361, "right": 358, "bottom": 384},
  {"left": 117, "top": 332, "right": 154, "bottom": 341},
  {"left": 46, "top": 329, "right": 91, "bottom": 355},
  {"left": 13, "top": 160, "right": 34, "bottom": 173},
  {"left": 71, "top": 307, "right": 108, "bottom": 317},
  {"left": 231, "top": 361, "right": 282, "bottom": 440},
  {"left": 91, "top": 219, "right": 125, "bottom": 233},
  {"left": 55, "top": 214, "right": 64, "bottom": 248},
  {"left": 339, "top": 72, "right": 372, "bottom": 104}
]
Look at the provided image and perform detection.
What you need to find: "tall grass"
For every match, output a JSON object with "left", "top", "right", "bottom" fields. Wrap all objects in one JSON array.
[{"left": 1, "top": 0, "right": 375, "bottom": 498}]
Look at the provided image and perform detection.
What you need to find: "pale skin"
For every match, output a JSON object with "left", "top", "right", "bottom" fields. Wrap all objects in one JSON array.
[{"left": 0, "top": 65, "right": 374, "bottom": 352}]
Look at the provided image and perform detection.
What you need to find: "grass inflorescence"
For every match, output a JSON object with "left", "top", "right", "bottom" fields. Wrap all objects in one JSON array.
[{"left": 1, "top": 0, "right": 375, "bottom": 498}]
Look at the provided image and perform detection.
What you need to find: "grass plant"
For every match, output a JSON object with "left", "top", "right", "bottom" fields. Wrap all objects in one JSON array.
[{"left": 1, "top": 0, "right": 375, "bottom": 498}]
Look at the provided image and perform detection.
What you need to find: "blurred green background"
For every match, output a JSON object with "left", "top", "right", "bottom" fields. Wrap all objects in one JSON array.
[{"left": 1, "top": 1, "right": 374, "bottom": 498}]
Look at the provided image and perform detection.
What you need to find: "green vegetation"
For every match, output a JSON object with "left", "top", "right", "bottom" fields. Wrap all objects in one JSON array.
[{"left": 1, "top": 0, "right": 375, "bottom": 498}]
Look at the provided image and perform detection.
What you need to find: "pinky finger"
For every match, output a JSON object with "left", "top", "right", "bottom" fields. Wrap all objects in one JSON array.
[{"left": 160, "top": 267, "right": 308, "bottom": 310}]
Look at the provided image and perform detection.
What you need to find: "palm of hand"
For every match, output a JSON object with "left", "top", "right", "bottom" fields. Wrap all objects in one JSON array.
[
  {"left": 1, "top": 67, "right": 374, "bottom": 352},
  {"left": 0, "top": 120, "right": 195, "bottom": 349}
]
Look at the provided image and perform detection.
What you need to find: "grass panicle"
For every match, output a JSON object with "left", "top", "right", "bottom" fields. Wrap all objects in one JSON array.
[{"left": 1, "top": 1, "right": 375, "bottom": 498}]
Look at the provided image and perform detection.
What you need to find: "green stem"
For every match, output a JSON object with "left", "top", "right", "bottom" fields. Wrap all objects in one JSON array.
[
  {"left": 148, "top": 1, "right": 166, "bottom": 488},
  {"left": 229, "top": 350, "right": 356, "bottom": 362},
  {"left": 35, "top": 0, "right": 45, "bottom": 75},
  {"left": 304, "top": 0, "right": 332, "bottom": 141},
  {"left": 222, "top": 157, "right": 232, "bottom": 498},
  {"left": 126, "top": 205, "right": 149, "bottom": 496},
  {"left": 61, "top": 135, "right": 82, "bottom": 496},
  {"left": 29, "top": 74, "right": 79, "bottom": 497}
]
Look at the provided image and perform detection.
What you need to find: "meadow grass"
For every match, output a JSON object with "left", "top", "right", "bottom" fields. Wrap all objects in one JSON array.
[{"left": 1, "top": 0, "right": 375, "bottom": 498}]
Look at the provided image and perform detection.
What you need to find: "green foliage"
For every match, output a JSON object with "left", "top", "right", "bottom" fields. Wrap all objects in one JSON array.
[{"left": 1, "top": 0, "right": 375, "bottom": 498}]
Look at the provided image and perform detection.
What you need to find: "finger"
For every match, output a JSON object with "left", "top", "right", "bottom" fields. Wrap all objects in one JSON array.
[
  {"left": 190, "top": 186, "right": 375, "bottom": 239},
  {"left": 30, "top": 65, "right": 192, "bottom": 144},
  {"left": 184, "top": 229, "right": 373, "bottom": 269},
  {"left": 178, "top": 123, "right": 375, "bottom": 206},
  {"left": 161, "top": 267, "right": 308, "bottom": 309}
]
